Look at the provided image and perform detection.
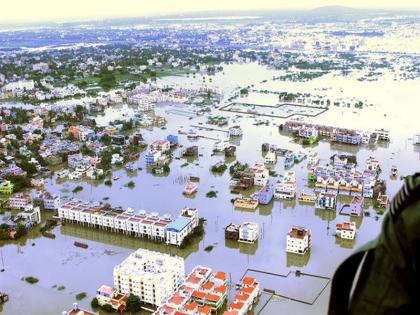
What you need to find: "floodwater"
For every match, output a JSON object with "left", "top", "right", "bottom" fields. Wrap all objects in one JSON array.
[{"left": 1, "top": 62, "right": 419, "bottom": 315}]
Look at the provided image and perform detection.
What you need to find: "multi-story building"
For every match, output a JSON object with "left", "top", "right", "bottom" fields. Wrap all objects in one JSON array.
[
  {"left": 154, "top": 266, "right": 228, "bottom": 315},
  {"left": 264, "top": 152, "right": 276, "bottom": 164},
  {"left": 43, "top": 193, "right": 61, "bottom": 210},
  {"left": 165, "top": 208, "right": 199, "bottom": 246},
  {"left": 307, "top": 151, "right": 320, "bottom": 165},
  {"left": 0, "top": 180, "right": 14, "bottom": 195},
  {"left": 224, "top": 277, "right": 260, "bottom": 315},
  {"left": 251, "top": 163, "right": 269, "bottom": 186},
  {"left": 258, "top": 183, "right": 274, "bottom": 205},
  {"left": 315, "top": 192, "right": 337, "bottom": 210},
  {"left": 275, "top": 171, "right": 296, "bottom": 199},
  {"left": 286, "top": 226, "right": 311, "bottom": 255},
  {"left": 238, "top": 222, "right": 259, "bottom": 243},
  {"left": 113, "top": 249, "right": 185, "bottom": 306},
  {"left": 336, "top": 222, "right": 356, "bottom": 240},
  {"left": 58, "top": 200, "right": 198, "bottom": 246},
  {"left": 8, "top": 193, "right": 32, "bottom": 210},
  {"left": 229, "top": 126, "right": 243, "bottom": 137},
  {"left": 150, "top": 140, "right": 171, "bottom": 152},
  {"left": 298, "top": 126, "right": 318, "bottom": 139}
]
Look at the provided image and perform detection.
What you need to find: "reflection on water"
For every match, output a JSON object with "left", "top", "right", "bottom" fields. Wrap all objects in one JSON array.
[
  {"left": 1, "top": 62, "right": 419, "bottom": 314},
  {"left": 224, "top": 239, "right": 258, "bottom": 255},
  {"left": 335, "top": 237, "right": 356, "bottom": 249},
  {"left": 287, "top": 252, "right": 311, "bottom": 268},
  {"left": 60, "top": 224, "right": 201, "bottom": 259}
]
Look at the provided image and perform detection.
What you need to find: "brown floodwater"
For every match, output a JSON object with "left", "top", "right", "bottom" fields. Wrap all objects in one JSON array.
[{"left": 1, "top": 62, "right": 419, "bottom": 315}]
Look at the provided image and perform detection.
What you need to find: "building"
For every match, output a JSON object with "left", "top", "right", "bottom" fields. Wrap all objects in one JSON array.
[
  {"left": 251, "top": 163, "right": 269, "bottom": 186},
  {"left": 315, "top": 192, "right": 337, "bottom": 210},
  {"left": 238, "top": 222, "right": 259, "bottom": 243},
  {"left": 374, "top": 128, "right": 390, "bottom": 142},
  {"left": 0, "top": 180, "right": 14, "bottom": 194},
  {"left": 64, "top": 303, "right": 98, "bottom": 315},
  {"left": 286, "top": 226, "right": 311, "bottom": 255},
  {"left": 16, "top": 204, "right": 41, "bottom": 225},
  {"left": 264, "top": 152, "right": 276, "bottom": 164},
  {"left": 213, "top": 140, "right": 229, "bottom": 152},
  {"left": 229, "top": 126, "right": 243, "bottom": 137},
  {"left": 8, "top": 193, "right": 31, "bottom": 210},
  {"left": 349, "top": 196, "right": 364, "bottom": 216},
  {"left": 258, "top": 183, "right": 274, "bottom": 205},
  {"left": 145, "top": 150, "right": 162, "bottom": 165},
  {"left": 96, "top": 285, "right": 128, "bottom": 313},
  {"left": 58, "top": 200, "right": 198, "bottom": 246},
  {"left": 336, "top": 222, "right": 356, "bottom": 240},
  {"left": 366, "top": 156, "right": 381, "bottom": 174},
  {"left": 225, "top": 223, "right": 240, "bottom": 240},
  {"left": 113, "top": 249, "right": 185, "bottom": 306},
  {"left": 298, "top": 126, "right": 318, "bottom": 139},
  {"left": 275, "top": 171, "right": 296, "bottom": 199},
  {"left": 307, "top": 151, "right": 320, "bottom": 165},
  {"left": 165, "top": 208, "right": 199, "bottom": 246},
  {"left": 150, "top": 140, "right": 171, "bottom": 152},
  {"left": 224, "top": 277, "right": 260, "bottom": 315},
  {"left": 154, "top": 266, "right": 228, "bottom": 315}
]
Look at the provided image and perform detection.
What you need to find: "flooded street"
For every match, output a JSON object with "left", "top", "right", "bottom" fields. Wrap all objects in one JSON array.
[{"left": 1, "top": 62, "right": 419, "bottom": 314}]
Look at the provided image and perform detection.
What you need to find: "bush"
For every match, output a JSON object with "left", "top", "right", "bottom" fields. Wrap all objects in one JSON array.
[
  {"left": 211, "top": 163, "right": 227, "bottom": 173},
  {"left": 126, "top": 294, "right": 142, "bottom": 312},
  {"left": 126, "top": 181, "right": 135, "bottom": 188},
  {"left": 76, "top": 292, "right": 87, "bottom": 300},
  {"left": 25, "top": 276, "right": 39, "bottom": 284},
  {"left": 204, "top": 245, "right": 214, "bottom": 252},
  {"left": 206, "top": 191, "right": 218, "bottom": 198},
  {"left": 104, "top": 179, "right": 112, "bottom": 186},
  {"left": 72, "top": 185, "right": 83, "bottom": 193},
  {"left": 91, "top": 297, "right": 99, "bottom": 308}
]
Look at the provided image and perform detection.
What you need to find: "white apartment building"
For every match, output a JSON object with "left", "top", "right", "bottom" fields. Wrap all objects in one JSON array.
[
  {"left": 264, "top": 152, "right": 277, "bottom": 164},
  {"left": 44, "top": 194, "right": 61, "bottom": 210},
  {"left": 8, "top": 193, "right": 32, "bottom": 210},
  {"left": 17, "top": 204, "right": 41, "bottom": 225},
  {"left": 150, "top": 140, "right": 171, "bottom": 152},
  {"left": 336, "top": 222, "right": 356, "bottom": 240},
  {"left": 213, "top": 140, "right": 229, "bottom": 152},
  {"left": 229, "top": 126, "right": 243, "bottom": 137},
  {"left": 238, "top": 222, "right": 259, "bottom": 243},
  {"left": 251, "top": 163, "right": 269, "bottom": 186},
  {"left": 286, "top": 226, "right": 311, "bottom": 255},
  {"left": 113, "top": 249, "right": 185, "bottom": 306},
  {"left": 275, "top": 171, "right": 297, "bottom": 199},
  {"left": 58, "top": 201, "right": 197, "bottom": 246},
  {"left": 307, "top": 151, "right": 320, "bottom": 165}
]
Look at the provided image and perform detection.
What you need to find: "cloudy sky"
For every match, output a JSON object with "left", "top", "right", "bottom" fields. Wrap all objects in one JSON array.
[{"left": 1, "top": 0, "right": 419, "bottom": 23}]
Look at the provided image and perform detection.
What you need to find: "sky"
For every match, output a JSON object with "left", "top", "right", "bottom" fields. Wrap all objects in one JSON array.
[{"left": 1, "top": 0, "right": 420, "bottom": 23}]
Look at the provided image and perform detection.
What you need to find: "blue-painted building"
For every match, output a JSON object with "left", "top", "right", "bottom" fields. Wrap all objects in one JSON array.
[
  {"left": 166, "top": 134, "right": 179, "bottom": 146},
  {"left": 258, "top": 182, "right": 274, "bottom": 205}
]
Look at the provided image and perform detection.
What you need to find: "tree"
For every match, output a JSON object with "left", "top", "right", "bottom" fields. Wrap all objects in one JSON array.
[{"left": 126, "top": 294, "right": 141, "bottom": 312}]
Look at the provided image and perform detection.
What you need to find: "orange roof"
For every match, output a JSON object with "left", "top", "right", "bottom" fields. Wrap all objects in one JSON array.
[
  {"left": 184, "top": 302, "right": 198, "bottom": 311},
  {"left": 240, "top": 286, "right": 255, "bottom": 294},
  {"left": 192, "top": 291, "right": 206, "bottom": 299},
  {"left": 206, "top": 293, "right": 222, "bottom": 302},
  {"left": 242, "top": 277, "right": 256, "bottom": 286},
  {"left": 230, "top": 302, "right": 245, "bottom": 310},
  {"left": 198, "top": 305, "right": 211, "bottom": 314},
  {"left": 223, "top": 312, "right": 239, "bottom": 315},
  {"left": 214, "top": 285, "right": 227, "bottom": 294},
  {"left": 187, "top": 275, "right": 202, "bottom": 284},
  {"left": 201, "top": 281, "right": 214, "bottom": 291},
  {"left": 214, "top": 272, "right": 227, "bottom": 281},
  {"left": 235, "top": 294, "right": 249, "bottom": 301},
  {"left": 175, "top": 312, "right": 188, "bottom": 315},
  {"left": 168, "top": 294, "right": 186, "bottom": 306}
]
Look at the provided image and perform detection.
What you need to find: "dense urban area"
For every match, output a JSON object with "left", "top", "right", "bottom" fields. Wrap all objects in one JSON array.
[{"left": 0, "top": 6, "right": 419, "bottom": 315}]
